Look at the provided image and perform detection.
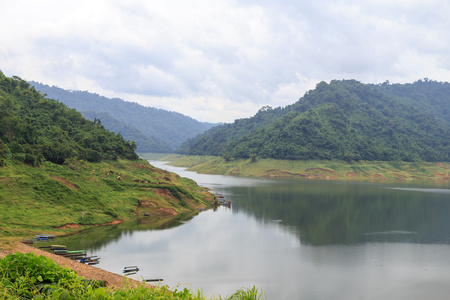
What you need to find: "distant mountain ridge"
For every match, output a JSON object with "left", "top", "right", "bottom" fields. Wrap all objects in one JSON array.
[
  {"left": 178, "top": 79, "right": 450, "bottom": 162},
  {"left": 30, "top": 82, "right": 218, "bottom": 152}
]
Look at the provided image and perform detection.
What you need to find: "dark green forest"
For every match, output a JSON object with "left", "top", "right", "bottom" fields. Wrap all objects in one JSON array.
[
  {"left": 30, "top": 82, "right": 217, "bottom": 152},
  {"left": 0, "top": 72, "right": 138, "bottom": 166},
  {"left": 178, "top": 80, "right": 450, "bottom": 162},
  {"left": 371, "top": 78, "right": 450, "bottom": 127}
]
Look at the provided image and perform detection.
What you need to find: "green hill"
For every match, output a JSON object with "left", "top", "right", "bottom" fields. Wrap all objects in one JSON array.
[
  {"left": 0, "top": 72, "right": 214, "bottom": 239},
  {"left": 178, "top": 80, "right": 450, "bottom": 162},
  {"left": 81, "top": 110, "right": 171, "bottom": 153},
  {"left": 371, "top": 79, "right": 450, "bottom": 127},
  {"left": 30, "top": 82, "right": 218, "bottom": 152},
  {"left": 0, "top": 73, "right": 138, "bottom": 165}
]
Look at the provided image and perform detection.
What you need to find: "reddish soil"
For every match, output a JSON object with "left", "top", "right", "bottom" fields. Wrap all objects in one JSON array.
[
  {"left": 51, "top": 176, "right": 78, "bottom": 190},
  {"left": 155, "top": 189, "right": 174, "bottom": 197},
  {"left": 52, "top": 220, "right": 123, "bottom": 230},
  {"left": 0, "top": 243, "right": 143, "bottom": 289}
]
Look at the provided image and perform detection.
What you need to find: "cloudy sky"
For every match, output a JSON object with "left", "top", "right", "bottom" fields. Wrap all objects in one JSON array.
[{"left": 1, "top": 0, "right": 450, "bottom": 123}]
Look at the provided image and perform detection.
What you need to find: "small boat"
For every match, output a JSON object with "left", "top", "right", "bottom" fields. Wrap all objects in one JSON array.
[
  {"left": 79, "top": 256, "right": 99, "bottom": 263},
  {"left": 51, "top": 245, "right": 66, "bottom": 250},
  {"left": 123, "top": 266, "right": 139, "bottom": 273},
  {"left": 53, "top": 249, "right": 68, "bottom": 254},
  {"left": 124, "top": 271, "right": 138, "bottom": 276},
  {"left": 66, "top": 254, "right": 87, "bottom": 260},
  {"left": 61, "top": 252, "right": 87, "bottom": 258},
  {"left": 35, "top": 234, "right": 54, "bottom": 240},
  {"left": 66, "top": 250, "right": 86, "bottom": 254},
  {"left": 21, "top": 239, "right": 34, "bottom": 244}
]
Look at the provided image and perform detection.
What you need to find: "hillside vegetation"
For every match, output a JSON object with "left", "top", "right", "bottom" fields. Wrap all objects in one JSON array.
[
  {"left": 0, "top": 73, "right": 138, "bottom": 166},
  {"left": 0, "top": 72, "right": 214, "bottom": 239},
  {"left": 164, "top": 155, "right": 450, "bottom": 181},
  {"left": 178, "top": 80, "right": 450, "bottom": 162},
  {"left": 372, "top": 79, "right": 450, "bottom": 127},
  {"left": 30, "top": 82, "right": 217, "bottom": 152},
  {"left": 0, "top": 158, "right": 214, "bottom": 240}
]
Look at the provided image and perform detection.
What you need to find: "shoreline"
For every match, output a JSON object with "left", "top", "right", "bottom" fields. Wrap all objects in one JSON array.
[
  {"left": 161, "top": 155, "right": 450, "bottom": 183},
  {"left": 0, "top": 242, "right": 146, "bottom": 290}
]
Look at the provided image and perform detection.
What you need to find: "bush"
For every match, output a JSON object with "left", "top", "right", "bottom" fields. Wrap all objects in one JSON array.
[{"left": 0, "top": 252, "right": 264, "bottom": 299}]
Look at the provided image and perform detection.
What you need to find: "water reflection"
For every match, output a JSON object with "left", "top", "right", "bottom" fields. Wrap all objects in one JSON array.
[
  {"left": 39, "top": 161, "right": 450, "bottom": 299},
  {"left": 221, "top": 180, "right": 450, "bottom": 245}
]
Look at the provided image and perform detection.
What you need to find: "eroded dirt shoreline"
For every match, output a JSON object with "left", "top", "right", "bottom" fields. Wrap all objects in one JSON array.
[{"left": 0, "top": 242, "right": 145, "bottom": 290}]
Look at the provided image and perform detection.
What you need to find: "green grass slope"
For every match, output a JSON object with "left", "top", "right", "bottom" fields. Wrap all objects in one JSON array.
[
  {"left": 0, "top": 158, "right": 214, "bottom": 240},
  {"left": 0, "top": 72, "right": 214, "bottom": 241}
]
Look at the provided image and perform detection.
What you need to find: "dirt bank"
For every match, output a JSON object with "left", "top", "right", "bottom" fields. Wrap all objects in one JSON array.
[{"left": 0, "top": 242, "right": 144, "bottom": 290}]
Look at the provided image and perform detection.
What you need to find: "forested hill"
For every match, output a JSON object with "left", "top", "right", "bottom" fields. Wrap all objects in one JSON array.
[
  {"left": 30, "top": 82, "right": 217, "bottom": 152},
  {"left": 0, "top": 72, "right": 138, "bottom": 166},
  {"left": 371, "top": 79, "right": 450, "bottom": 127},
  {"left": 178, "top": 80, "right": 450, "bottom": 162}
]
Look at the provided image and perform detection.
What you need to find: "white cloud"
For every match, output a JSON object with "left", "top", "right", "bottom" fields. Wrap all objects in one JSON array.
[{"left": 1, "top": 0, "right": 450, "bottom": 122}]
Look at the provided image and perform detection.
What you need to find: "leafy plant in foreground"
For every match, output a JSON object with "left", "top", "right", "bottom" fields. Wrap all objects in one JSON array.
[{"left": 0, "top": 252, "right": 265, "bottom": 299}]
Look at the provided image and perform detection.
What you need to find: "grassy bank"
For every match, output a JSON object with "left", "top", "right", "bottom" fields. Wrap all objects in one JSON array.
[
  {"left": 0, "top": 252, "right": 265, "bottom": 299},
  {"left": 0, "top": 158, "right": 215, "bottom": 242},
  {"left": 161, "top": 154, "right": 450, "bottom": 182}
]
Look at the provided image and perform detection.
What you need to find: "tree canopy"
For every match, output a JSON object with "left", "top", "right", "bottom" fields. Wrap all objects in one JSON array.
[
  {"left": 178, "top": 80, "right": 450, "bottom": 162},
  {"left": 0, "top": 71, "right": 138, "bottom": 166},
  {"left": 30, "top": 81, "right": 218, "bottom": 152}
]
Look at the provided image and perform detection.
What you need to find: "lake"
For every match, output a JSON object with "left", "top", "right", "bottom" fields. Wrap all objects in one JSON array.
[{"left": 47, "top": 161, "right": 450, "bottom": 299}]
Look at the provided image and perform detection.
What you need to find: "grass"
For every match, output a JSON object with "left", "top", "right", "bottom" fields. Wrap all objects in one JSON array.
[
  {"left": 160, "top": 154, "right": 450, "bottom": 182},
  {"left": 0, "top": 157, "right": 215, "bottom": 242},
  {"left": 0, "top": 252, "right": 265, "bottom": 300}
]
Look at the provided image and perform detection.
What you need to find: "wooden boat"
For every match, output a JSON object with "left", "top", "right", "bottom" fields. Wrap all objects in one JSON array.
[
  {"left": 79, "top": 256, "right": 99, "bottom": 263},
  {"left": 124, "top": 271, "right": 138, "bottom": 275},
  {"left": 53, "top": 249, "right": 68, "bottom": 253},
  {"left": 35, "top": 234, "right": 54, "bottom": 240},
  {"left": 123, "top": 266, "right": 139, "bottom": 273},
  {"left": 66, "top": 250, "right": 86, "bottom": 254},
  {"left": 61, "top": 252, "right": 87, "bottom": 258},
  {"left": 66, "top": 254, "right": 87, "bottom": 260},
  {"left": 21, "top": 239, "right": 34, "bottom": 244},
  {"left": 51, "top": 245, "right": 66, "bottom": 250}
]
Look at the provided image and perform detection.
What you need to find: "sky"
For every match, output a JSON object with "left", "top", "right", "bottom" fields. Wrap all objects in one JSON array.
[{"left": 1, "top": 0, "right": 450, "bottom": 123}]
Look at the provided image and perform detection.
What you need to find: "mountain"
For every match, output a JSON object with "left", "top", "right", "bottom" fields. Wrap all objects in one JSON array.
[
  {"left": 29, "top": 82, "right": 218, "bottom": 152},
  {"left": 371, "top": 79, "right": 450, "bottom": 127},
  {"left": 81, "top": 110, "right": 171, "bottom": 153},
  {"left": 0, "top": 71, "right": 215, "bottom": 235},
  {"left": 178, "top": 80, "right": 450, "bottom": 162},
  {"left": 0, "top": 73, "right": 138, "bottom": 166}
]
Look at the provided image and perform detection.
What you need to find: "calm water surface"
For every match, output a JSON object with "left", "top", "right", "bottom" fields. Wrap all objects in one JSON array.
[{"left": 51, "top": 161, "right": 450, "bottom": 299}]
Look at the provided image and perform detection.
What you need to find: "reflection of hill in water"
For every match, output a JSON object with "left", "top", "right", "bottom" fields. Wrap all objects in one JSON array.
[
  {"left": 39, "top": 213, "right": 196, "bottom": 252},
  {"left": 225, "top": 181, "right": 450, "bottom": 245}
]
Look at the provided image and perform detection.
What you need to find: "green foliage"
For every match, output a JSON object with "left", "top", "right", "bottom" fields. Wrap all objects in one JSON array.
[
  {"left": 371, "top": 78, "right": 450, "bottom": 127},
  {"left": 178, "top": 80, "right": 450, "bottom": 162},
  {"left": 0, "top": 252, "right": 87, "bottom": 299},
  {"left": 0, "top": 158, "right": 215, "bottom": 237},
  {"left": 30, "top": 81, "right": 218, "bottom": 152},
  {"left": 221, "top": 287, "right": 265, "bottom": 300},
  {"left": 0, "top": 252, "right": 264, "bottom": 299},
  {"left": 0, "top": 140, "right": 7, "bottom": 166},
  {"left": 101, "top": 179, "right": 125, "bottom": 191},
  {"left": 0, "top": 72, "right": 139, "bottom": 166}
]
